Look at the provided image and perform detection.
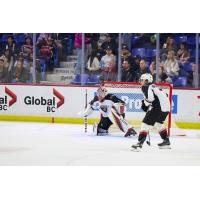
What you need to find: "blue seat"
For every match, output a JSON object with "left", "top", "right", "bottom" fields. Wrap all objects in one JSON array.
[
  {"left": 182, "top": 62, "right": 193, "bottom": 72},
  {"left": 145, "top": 49, "right": 156, "bottom": 58},
  {"left": 173, "top": 76, "right": 187, "bottom": 87},
  {"left": 175, "top": 36, "right": 187, "bottom": 44},
  {"left": 131, "top": 36, "right": 141, "bottom": 46},
  {"left": 132, "top": 48, "right": 146, "bottom": 58},
  {"left": 1, "top": 34, "right": 13, "bottom": 44},
  {"left": 71, "top": 74, "right": 89, "bottom": 85},
  {"left": 87, "top": 74, "right": 100, "bottom": 85},
  {"left": 187, "top": 36, "right": 196, "bottom": 45},
  {"left": 14, "top": 34, "right": 25, "bottom": 43}
]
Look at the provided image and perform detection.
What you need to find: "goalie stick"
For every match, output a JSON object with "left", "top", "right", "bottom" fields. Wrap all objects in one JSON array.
[{"left": 84, "top": 89, "right": 88, "bottom": 133}]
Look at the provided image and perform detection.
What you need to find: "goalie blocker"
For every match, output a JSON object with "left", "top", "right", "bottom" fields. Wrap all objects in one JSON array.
[{"left": 78, "top": 87, "right": 137, "bottom": 137}]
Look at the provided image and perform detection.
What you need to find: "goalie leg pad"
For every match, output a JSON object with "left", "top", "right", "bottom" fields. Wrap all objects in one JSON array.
[
  {"left": 93, "top": 123, "right": 109, "bottom": 136},
  {"left": 93, "top": 117, "right": 113, "bottom": 136},
  {"left": 97, "top": 128, "right": 109, "bottom": 136},
  {"left": 111, "top": 108, "right": 132, "bottom": 134}
]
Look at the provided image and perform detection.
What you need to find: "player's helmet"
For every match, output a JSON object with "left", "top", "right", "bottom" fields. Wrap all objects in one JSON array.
[
  {"left": 97, "top": 87, "right": 108, "bottom": 99},
  {"left": 139, "top": 73, "right": 153, "bottom": 84}
]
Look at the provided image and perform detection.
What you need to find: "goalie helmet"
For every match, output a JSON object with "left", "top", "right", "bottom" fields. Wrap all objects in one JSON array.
[
  {"left": 139, "top": 73, "right": 153, "bottom": 85},
  {"left": 97, "top": 86, "right": 108, "bottom": 100}
]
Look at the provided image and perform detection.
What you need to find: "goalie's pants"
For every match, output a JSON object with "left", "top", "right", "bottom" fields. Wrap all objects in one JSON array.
[
  {"left": 143, "top": 108, "right": 169, "bottom": 126},
  {"left": 98, "top": 117, "right": 113, "bottom": 131}
]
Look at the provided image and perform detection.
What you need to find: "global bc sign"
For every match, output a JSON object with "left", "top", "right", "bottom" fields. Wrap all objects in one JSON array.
[
  {"left": 24, "top": 88, "right": 64, "bottom": 112},
  {"left": 0, "top": 87, "right": 17, "bottom": 111}
]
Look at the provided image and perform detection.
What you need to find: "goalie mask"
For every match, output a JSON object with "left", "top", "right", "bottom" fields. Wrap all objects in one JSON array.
[
  {"left": 139, "top": 73, "right": 153, "bottom": 85},
  {"left": 97, "top": 87, "right": 108, "bottom": 101}
]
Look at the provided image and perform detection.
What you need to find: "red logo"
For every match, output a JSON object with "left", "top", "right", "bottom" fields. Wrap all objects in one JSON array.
[
  {"left": 5, "top": 87, "right": 17, "bottom": 107},
  {"left": 53, "top": 88, "right": 64, "bottom": 108}
]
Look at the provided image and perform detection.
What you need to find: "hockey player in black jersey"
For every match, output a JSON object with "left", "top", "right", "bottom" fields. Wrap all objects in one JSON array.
[
  {"left": 79, "top": 86, "right": 137, "bottom": 137},
  {"left": 131, "top": 73, "right": 171, "bottom": 150}
]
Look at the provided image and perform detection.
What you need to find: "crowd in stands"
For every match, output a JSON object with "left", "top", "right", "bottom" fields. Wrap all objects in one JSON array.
[
  {"left": 81, "top": 33, "right": 197, "bottom": 87},
  {"left": 0, "top": 33, "right": 198, "bottom": 87},
  {"left": 0, "top": 33, "right": 74, "bottom": 83}
]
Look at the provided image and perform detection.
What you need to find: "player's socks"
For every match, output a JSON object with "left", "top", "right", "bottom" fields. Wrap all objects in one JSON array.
[{"left": 158, "top": 129, "right": 171, "bottom": 147}]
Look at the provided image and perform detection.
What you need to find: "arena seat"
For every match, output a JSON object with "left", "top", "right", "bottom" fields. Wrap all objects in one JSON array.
[
  {"left": 182, "top": 62, "right": 193, "bottom": 72},
  {"left": 87, "top": 74, "right": 100, "bottom": 85},
  {"left": 132, "top": 48, "right": 146, "bottom": 58},
  {"left": 173, "top": 76, "right": 187, "bottom": 87},
  {"left": 145, "top": 49, "right": 156, "bottom": 58},
  {"left": 175, "top": 36, "right": 187, "bottom": 44},
  {"left": 71, "top": 74, "right": 89, "bottom": 85},
  {"left": 187, "top": 36, "right": 196, "bottom": 45},
  {"left": 131, "top": 35, "right": 141, "bottom": 46}
]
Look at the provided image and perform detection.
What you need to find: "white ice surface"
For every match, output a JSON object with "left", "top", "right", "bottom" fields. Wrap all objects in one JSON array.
[{"left": 0, "top": 121, "right": 200, "bottom": 166}]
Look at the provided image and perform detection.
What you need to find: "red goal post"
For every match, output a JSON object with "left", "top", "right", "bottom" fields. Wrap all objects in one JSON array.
[{"left": 102, "top": 81, "right": 173, "bottom": 136}]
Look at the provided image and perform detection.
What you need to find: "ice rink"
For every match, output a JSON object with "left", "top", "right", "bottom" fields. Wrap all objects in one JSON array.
[{"left": 0, "top": 121, "right": 200, "bottom": 166}]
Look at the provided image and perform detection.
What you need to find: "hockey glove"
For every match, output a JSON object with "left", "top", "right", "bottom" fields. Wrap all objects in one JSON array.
[{"left": 141, "top": 100, "right": 149, "bottom": 112}]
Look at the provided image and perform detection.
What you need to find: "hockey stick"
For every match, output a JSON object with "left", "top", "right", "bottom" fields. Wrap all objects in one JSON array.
[
  {"left": 146, "top": 132, "right": 151, "bottom": 146},
  {"left": 84, "top": 89, "right": 88, "bottom": 133}
]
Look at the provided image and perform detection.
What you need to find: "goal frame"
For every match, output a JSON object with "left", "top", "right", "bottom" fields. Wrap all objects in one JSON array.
[{"left": 102, "top": 81, "right": 173, "bottom": 136}]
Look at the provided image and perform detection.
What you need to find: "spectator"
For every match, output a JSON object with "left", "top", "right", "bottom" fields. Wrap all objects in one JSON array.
[
  {"left": 2, "top": 49, "right": 14, "bottom": 72},
  {"left": 14, "top": 53, "right": 25, "bottom": 68},
  {"left": 177, "top": 42, "right": 190, "bottom": 64},
  {"left": 121, "top": 60, "right": 136, "bottom": 82},
  {"left": 85, "top": 33, "right": 100, "bottom": 53},
  {"left": 52, "top": 33, "right": 69, "bottom": 62},
  {"left": 149, "top": 59, "right": 169, "bottom": 83},
  {"left": 100, "top": 46, "right": 116, "bottom": 81},
  {"left": 11, "top": 59, "right": 29, "bottom": 83},
  {"left": 74, "top": 33, "right": 91, "bottom": 75},
  {"left": 0, "top": 57, "right": 10, "bottom": 83},
  {"left": 121, "top": 44, "right": 133, "bottom": 63},
  {"left": 21, "top": 36, "right": 33, "bottom": 67},
  {"left": 161, "top": 36, "right": 177, "bottom": 62},
  {"left": 37, "top": 33, "right": 51, "bottom": 45},
  {"left": 87, "top": 50, "right": 101, "bottom": 75},
  {"left": 122, "top": 34, "right": 132, "bottom": 51},
  {"left": 133, "top": 55, "right": 141, "bottom": 71},
  {"left": 149, "top": 59, "right": 156, "bottom": 81},
  {"left": 4, "top": 35, "right": 18, "bottom": 58},
  {"left": 135, "top": 59, "right": 149, "bottom": 81},
  {"left": 101, "top": 34, "right": 118, "bottom": 55},
  {"left": 39, "top": 37, "right": 56, "bottom": 80},
  {"left": 161, "top": 50, "right": 179, "bottom": 83}
]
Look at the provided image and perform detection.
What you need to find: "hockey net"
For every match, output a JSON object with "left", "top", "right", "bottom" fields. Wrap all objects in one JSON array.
[{"left": 102, "top": 81, "right": 174, "bottom": 136}]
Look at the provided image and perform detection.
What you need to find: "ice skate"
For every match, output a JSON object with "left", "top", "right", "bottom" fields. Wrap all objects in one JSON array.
[
  {"left": 158, "top": 138, "right": 171, "bottom": 149},
  {"left": 131, "top": 142, "right": 143, "bottom": 151},
  {"left": 124, "top": 128, "right": 137, "bottom": 137}
]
